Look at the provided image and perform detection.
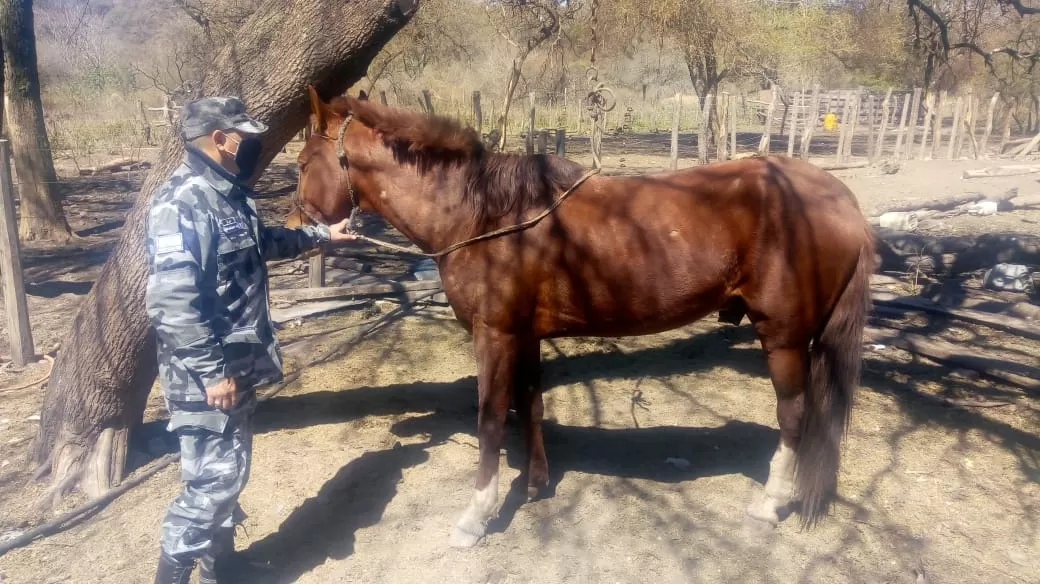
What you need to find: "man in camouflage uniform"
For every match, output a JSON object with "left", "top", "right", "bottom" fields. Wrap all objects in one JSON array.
[{"left": 146, "top": 96, "right": 355, "bottom": 584}]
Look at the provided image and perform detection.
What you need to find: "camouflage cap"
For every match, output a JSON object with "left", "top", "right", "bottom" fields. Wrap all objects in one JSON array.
[{"left": 180, "top": 96, "right": 269, "bottom": 141}]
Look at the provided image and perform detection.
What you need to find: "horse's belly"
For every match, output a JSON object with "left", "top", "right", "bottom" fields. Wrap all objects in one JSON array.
[{"left": 533, "top": 276, "right": 731, "bottom": 339}]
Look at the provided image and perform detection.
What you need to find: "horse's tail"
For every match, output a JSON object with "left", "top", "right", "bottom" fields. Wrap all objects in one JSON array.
[{"left": 797, "top": 234, "right": 875, "bottom": 527}]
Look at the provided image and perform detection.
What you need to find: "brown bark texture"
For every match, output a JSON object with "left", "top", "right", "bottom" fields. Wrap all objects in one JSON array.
[
  {"left": 0, "top": 0, "right": 73, "bottom": 242},
  {"left": 30, "top": 0, "right": 418, "bottom": 504}
]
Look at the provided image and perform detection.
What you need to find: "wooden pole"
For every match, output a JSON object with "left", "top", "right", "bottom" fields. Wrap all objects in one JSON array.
[
  {"left": 874, "top": 88, "right": 893, "bottom": 161},
  {"left": 999, "top": 101, "right": 1014, "bottom": 154},
  {"left": 965, "top": 93, "right": 981, "bottom": 159},
  {"left": 718, "top": 92, "right": 730, "bottom": 161},
  {"left": 931, "top": 91, "right": 947, "bottom": 159},
  {"left": 0, "top": 139, "right": 35, "bottom": 366},
  {"left": 729, "top": 94, "right": 738, "bottom": 159},
  {"left": 555, "top": 127, "right": 566, "bottom": 157},
  {"left": 527, "top": 92, "right": 536, "bottom": 156},
  {"left": 918, "top": 92, "right": 935, "bottom": 160},
  {"left": 845, "top": 93, "right": 860, "bottom": 160},
  {"left": 787, "top": 91, "right": 800, "bottom": 158},
  {"left": 864, "top": 94, "right": 876, "bottom": 160},
  {"left": 892, "top": 93, "right": 911, "bottom": 159},
  {"left": 800, "top": 85, "right": 820, "bottom": 159},
  {"left": 758, "top": 86, "right": 779, "bottom": 155},
  {"left": 472, "top": 91, "right": 483, "bottom": 135},
  {"left": 948, "top": 96, "right": 964, "bottom": 159},
  {"left": 138, "top": 101, "right": 152, "bottom": 146},
  {"left": 904, "top": 88, "right": 922, "bottom": 159},
  {"left": 836, "top": 94, "right": 851, "bottom": 163},
  {"left": 379, "top": 91, "right": 388, "bottom": 106},
  {"left": 698, "top": 93, "right": 714, "bottom": 164},
  {"left": 537, "top": 129, "right": 548, "bottom": 154},
  {"left": 309, "top": 251, "right": 326, "bottom": 288},
  {"left": 670, "top": 92, "right": 681, "bottom": 170},
  {"left": 421, "top": 89, "right": 435, "bottom": 115},
  {"left": 981, "top": 93, "right": 1000, "bottom": 157}
]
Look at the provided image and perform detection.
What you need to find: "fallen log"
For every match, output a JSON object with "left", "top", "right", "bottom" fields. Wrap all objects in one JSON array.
[
  {"left": 872, "top": 291, "right": 1040, "bottom": 340},
  {"left": 962, "top": 164, "right": 1040, "bottom": 179},
  {"left": 271, "top": 299, "right": 370, "bottom": 324},
  {"left": 1014, "top": 131, "right": 1040, "bottom": 159},
  {"left": 864, "top": 327, "right": 1040, "bottom": 391},
  {"left": 270, "top": 279, "right": 442, "bottom": 303},
  {"left": 817, "top": 161, "right": 870, "bottom": 171},
  {"left": 77, "top": 158, "right": 152, "bottom": 176},
  {"left": 873, "top": 193, "right": 985, "bottom": 215}
]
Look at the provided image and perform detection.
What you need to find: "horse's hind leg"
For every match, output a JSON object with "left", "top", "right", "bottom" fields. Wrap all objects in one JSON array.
[
  {"left": 746, "top": 343, "right": 808, "bottom": 525},
  {"left": 516, "top": 340, "right": 549, "bottom": 499},
  {"left": 449, "top": 326, "right": 517, "bottom": 548}
]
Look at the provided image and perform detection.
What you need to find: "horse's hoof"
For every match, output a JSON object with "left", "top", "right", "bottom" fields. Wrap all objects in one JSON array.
[
  {"left": 526, "top": 485, "right": 540, "bottom": 502},
  {"left": 745, "top": 498, "right": 781, "bottom": 526},
  {"left": 449, "top": 526, "right": 483, "bottom": 548}
]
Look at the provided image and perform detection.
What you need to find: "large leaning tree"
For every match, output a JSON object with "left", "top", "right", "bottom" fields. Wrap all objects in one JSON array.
[{"left": 30, "top": 0, "right": 419, "bottom": 504}]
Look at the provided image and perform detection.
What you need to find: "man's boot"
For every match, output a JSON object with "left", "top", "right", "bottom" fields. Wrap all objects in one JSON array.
[
  {"left": 198, "top": 528, "right": 235, "bottom": 584},
  {"left": 154, "top": 552, "right": 194, "bottom": 584}
]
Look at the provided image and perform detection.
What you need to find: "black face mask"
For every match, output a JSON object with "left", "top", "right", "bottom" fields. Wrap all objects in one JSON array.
[{"left": 226, "top": 134, "right": 263, "bottom": 181}]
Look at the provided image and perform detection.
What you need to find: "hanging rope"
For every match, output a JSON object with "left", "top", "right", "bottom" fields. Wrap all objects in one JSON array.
[{"left": 584, "top": 0, "right": 615, "bottom": 170}]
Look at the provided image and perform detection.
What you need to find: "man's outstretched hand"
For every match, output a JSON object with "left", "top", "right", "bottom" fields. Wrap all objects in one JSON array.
[{"left": 329, "top": 217, "right": 359, "bottom": 243}]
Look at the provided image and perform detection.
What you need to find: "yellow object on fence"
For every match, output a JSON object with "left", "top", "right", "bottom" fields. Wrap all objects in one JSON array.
[{"left": 823, "top": 112, "right": 838, "bottom": 131}]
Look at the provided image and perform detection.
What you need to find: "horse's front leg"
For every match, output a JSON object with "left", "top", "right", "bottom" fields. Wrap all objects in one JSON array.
[{"left": 449, "top": 325, "right": 519, "bottom": 548}]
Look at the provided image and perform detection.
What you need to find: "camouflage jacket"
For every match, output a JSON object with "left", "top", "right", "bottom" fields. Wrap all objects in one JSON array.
[{"left": 145, "top": 146, "right": 330, "bottom": 403}]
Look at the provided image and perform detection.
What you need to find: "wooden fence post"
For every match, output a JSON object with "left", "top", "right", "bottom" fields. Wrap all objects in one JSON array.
[
  {"left": 965, "top": 92, "right": 981, "bottom": 159},
  {"left": 421, "top": 89, "right": 435, "bottom": 115},
  {"left": 787, "top": 92, "right": 800, "bottom": 158},
  {"left": 309, "top": 250, "right": 326, "bottom": 288},
  {"left": 472, "top": 91, "right": 483, "bottom": 135},
  {"left": 758, "top": 87, "right": 779, "bottom": 155},
  {"left": 874, "top": 88, "right": 893, "bottom": 161},
  {"left": 555, "top": 128, "right": 566, "bottom": 157},
  {"left": 904, "top": 88, "right": 923, "bottom": 159},
  {"left": 845, "top": 93, "right": 860, "bottom": 160},
  {"left": 718, "top": 92, "right": 730, "bottom": 161},
  {"left": 537, "top": 130, "right": 548, "bottom": 154},
  {"left": 379, "top": 91, "right": 388, "bottom": 106},
  {"left": 0, "top": 139, "right": 35, "bottom": 366},
  {"left": 931, "top": 91, "right": 947, "bottom": 159},
  {"left": 948, "top": 96, "right": 964, "bottom": 159},
  {"left": 800, "top": 85, "right": 820, "bottom": 159},
  {"left": 670, "top": 92, "right": 682, "bottom": 170},
  {"left": 698, "top": 94, "right": 714, "bottom": 164},
  {"left": 918, "top": 92, "right": 934, "bottom": 160},
  {"left": 892, "top": 92, "right": 911, "bottom": 159},
  {"left": 729, "top": 94, "right": 738, "bottom": 159},
  {"left": 836, "top": 94, "right": 852, "bottom": 163},
  {"left": 138, "top": 101, "right": 152, "bottom": 146},
  {"left": 527, "top": 92, "right": 536, "bottom": 155},
  {"left": 864, "top": 94, "right": 876, "bottom": 160},
  {"left": 981, "top": 93, "right": 1000, "bottom": 157}
]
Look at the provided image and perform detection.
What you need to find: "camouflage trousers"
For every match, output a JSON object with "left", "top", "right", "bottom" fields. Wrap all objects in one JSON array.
[{"left": 160, "top": 391, "right": 256, "bottom": 561}]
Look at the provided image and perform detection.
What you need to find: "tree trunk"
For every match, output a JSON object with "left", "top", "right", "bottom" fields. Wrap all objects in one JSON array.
[
  {"left": 496, "top": 55, "right": 526, "bottom": 151},
  {"left": 0, "top": 0, "right": 73, "bottom": 242},
  {"left": 30, "top": 0, "right": 418, "bottom": 505}
]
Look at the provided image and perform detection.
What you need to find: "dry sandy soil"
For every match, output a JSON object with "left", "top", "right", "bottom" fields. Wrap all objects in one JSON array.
[{"left": 0, "top": 134, "right": 1038, "bottom": 584}]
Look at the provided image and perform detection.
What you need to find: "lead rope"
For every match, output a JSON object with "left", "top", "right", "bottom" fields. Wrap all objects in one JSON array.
[{"left": 296, "top": 115, "right": 600, "bottom": 259}]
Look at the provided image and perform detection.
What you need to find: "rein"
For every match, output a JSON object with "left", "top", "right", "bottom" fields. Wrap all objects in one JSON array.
[{"left": 293, "top": 115, "right": 601, "bottom": 260}]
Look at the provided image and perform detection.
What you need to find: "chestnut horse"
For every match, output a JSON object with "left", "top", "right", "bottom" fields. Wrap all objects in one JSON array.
[{"left": 294, "top": 88, "right": 875, "bottom": 547}]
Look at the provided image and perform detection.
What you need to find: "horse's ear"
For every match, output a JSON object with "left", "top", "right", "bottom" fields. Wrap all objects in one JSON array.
[
  {"left": 358, "top": 90, "right": 369, "bottom": 101},
  {"left": 307, "top": 84, "right": 327, "bottom": 131}
]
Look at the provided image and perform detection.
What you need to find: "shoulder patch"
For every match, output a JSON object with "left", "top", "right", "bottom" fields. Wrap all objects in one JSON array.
[{"left": 155, "top": 233, "right": 184, "bottom": 255}]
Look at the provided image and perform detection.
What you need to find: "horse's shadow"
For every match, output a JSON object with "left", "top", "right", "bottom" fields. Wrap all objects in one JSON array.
[{"left": 234, "top": 378, "right": 775, "bottom": 583}]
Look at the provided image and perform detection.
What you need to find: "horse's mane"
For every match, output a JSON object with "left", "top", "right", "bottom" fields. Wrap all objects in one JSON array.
[{"left": 329, "top": 96, "right": 586, "bottom": 223}]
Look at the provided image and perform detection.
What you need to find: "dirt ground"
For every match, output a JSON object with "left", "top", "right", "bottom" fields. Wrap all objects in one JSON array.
[{"left": 0, "top": 134, "right": 1039, "bottom": 584}]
